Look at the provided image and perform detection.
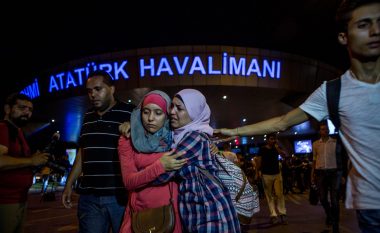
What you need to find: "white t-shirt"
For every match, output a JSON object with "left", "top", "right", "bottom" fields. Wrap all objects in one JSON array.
[
  {"left": 312, "top": 137, "right": 337, "bottom": 170},
  {"left": 300, "top": 70, "right": 380, "bottom": 209}
]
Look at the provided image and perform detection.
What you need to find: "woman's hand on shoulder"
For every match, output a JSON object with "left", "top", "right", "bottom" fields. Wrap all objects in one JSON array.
[
  {"left": 160, "top": 149, "right": 187, "bottom": 171},
  {"left": 119, "top": 121, "right": 131, "bottom": 138}
]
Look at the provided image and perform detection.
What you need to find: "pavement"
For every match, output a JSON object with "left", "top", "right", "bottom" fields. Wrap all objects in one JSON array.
[{"left": 25, "top": 184, "right": 360, "bottom": 233}]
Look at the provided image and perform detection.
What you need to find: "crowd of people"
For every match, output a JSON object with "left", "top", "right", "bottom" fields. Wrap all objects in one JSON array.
[{"left": 1, "top": 0, "right": 379, "bottom": 232}]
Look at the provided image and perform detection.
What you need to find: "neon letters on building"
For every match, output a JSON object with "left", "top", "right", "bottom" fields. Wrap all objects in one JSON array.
[{"left": 21, "top": 52, "right": 282, "bottom": 99}]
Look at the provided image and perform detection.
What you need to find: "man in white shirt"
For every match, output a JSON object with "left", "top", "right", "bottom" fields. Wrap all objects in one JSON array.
[
  {"left": 215, "top": 0, "right": 380, "bottom": 232},
  {"left": 311, "top": 122, "right": 342, "bottom": 231}
]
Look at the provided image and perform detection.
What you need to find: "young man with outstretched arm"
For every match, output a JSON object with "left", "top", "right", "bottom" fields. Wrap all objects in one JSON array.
[{"left": 215, "top": 1, "right": 380, "bottom": 232}]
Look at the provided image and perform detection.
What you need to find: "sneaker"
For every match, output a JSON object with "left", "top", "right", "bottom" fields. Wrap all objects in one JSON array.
[
  {"left": 280, "top": 214, "right": 288, "bottom": 225},
  {"left": 270, "top": 216, "right": 279, "bottom": 224}
]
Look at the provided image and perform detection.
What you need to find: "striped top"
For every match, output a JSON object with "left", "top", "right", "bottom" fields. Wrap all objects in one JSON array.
[
  {"left": 155, "top": 131, "right": 241, "bottom": 233},
  {"left": 78, "top": 101, "right": 134, "bottom": 195}
]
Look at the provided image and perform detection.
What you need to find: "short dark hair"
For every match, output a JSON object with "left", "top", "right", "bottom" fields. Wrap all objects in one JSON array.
[
  {"left": 336, "top": 0, "right": 380, "bottom": 33},
  {"left": 87, "top": 70, "right": 115, "bottom": 87},
  {"left": 5, "top": 92, "right": 32, "bottom": 107},
  {"left": 319, "top": 120, "right": 328, "bottom": 129}
]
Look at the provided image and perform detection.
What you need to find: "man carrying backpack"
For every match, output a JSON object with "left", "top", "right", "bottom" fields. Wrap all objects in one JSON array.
[{"left": 215, "top": 0, "right": 380, "bottom": 232}]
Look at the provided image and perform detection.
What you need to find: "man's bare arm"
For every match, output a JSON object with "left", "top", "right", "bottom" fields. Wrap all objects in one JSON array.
[
  {"left": 64, "top": 149, "right": 83, "bottom": 188},
  {"left": 214, "top": 107, "right": 309, "bottom": 137},
  {"left": 0, "top": 145, "right": 49, "bottom": 171}
]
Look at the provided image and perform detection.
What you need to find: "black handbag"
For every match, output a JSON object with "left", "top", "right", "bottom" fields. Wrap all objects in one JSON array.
[
  {"left": 131, "top": 183, "right": 175, "bottom": 233},
  {"left": 309, "top": 184, "right": 319, "bottom": 205}
]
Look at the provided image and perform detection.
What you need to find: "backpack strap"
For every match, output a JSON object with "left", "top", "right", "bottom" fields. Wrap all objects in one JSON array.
[
  {"left": 235, "top": 173, "right": 247, "bottom": 202},
  {"left": 199, "top": 132, "right": 232, "bottom": 176},
  {"left": 216, "top": 153, "right": 247, "bottom": 202},
  {"left": 215, "top": 153, "right": 230, "bottom": 175},
  {"left": 197, "top": 166, "right": 224, "bottom": 188},
  {"left": 326, "top": 78, "right": 341, "bottom": 132},
  {"left": 326, "top": 78, "right": 347, "bottom": 173}
]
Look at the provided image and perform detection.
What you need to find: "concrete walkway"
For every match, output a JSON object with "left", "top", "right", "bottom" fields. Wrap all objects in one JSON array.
[{"left": 25, "top": 186, "right": 360, "bottom": 233}]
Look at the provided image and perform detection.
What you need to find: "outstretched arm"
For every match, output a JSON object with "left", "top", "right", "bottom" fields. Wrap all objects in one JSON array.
[{"left": 214, "top": 107, "right": 309, "bottom": 138}]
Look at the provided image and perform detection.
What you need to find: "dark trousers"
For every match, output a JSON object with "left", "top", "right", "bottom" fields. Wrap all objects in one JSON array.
[
  {"left": 356, "top": 209, "right": 380, "bottom": 233},
  {"left": 315, "top": 169, "right": 342, "bottom": 229}
]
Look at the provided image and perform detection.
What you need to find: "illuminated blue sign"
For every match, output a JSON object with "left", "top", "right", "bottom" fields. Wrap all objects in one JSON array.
[
  {"left": 139, "top": 53, "right": 281, "bottom": 78},
  {"left": 21, "top": 79, "right": 40, "bottom": 99},
  {"left": 241, "top": 136, "right": 248, "bottom": 145},
  {"left": 49, "top": 61, "right": 129, "bottom": 93},
  {"left": 21, "top": 52, "right": 282, "bottom": 99}
]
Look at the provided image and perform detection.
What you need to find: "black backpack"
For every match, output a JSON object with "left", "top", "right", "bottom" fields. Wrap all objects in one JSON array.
[{"left": 326, "top": 78, "right": 348, "bottom": 176}]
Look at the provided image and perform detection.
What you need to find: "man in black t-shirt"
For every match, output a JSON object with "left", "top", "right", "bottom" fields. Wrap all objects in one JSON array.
[
  {"left": 61, "top": 70, "right": 135, "bottom": 233},
  {"left": 256, "top": 133, "right": 287, "bottom": 225}
]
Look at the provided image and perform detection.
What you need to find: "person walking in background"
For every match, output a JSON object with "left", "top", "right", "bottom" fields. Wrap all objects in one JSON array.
[
  {"left": 292, "top": 155, "right": 306, "bottom": 194},
  {"left": 281, "top": 157, "right": 294, "bottom": 195},
  {"left": 256, "top": 133, "right": 288, "bottom": 225},
  {"left": 0, "top": 93, "right": 49, "bottom": 233},
  {"left": 118, "top": 90, "right": 186, "bottom": 233},
  {"left": 39, "top": 165, "right": 52, "bottom": 194},
  {"left": 312, "top": 121, "right": 343, "bottom": 232},
  {"left": 220, "top": 142, "right": 239, "bottom": 164},
  {"left": 215, "top": 0, "right": 380, "bottom": 231},
  {"left": 61, "top": 70, "right": 135, "bottom": 233},
  {"left": 56, "top": 152, "right": 72, "bottom": 184}
]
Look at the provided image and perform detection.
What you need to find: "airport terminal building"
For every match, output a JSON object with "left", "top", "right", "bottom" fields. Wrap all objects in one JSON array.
[{"left": 21, "top": 45, "right": 342, "bottom": 160}]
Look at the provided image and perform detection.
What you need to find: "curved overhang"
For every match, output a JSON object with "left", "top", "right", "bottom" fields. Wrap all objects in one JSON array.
[{"left": 21, "top": 45, "right": 342, "bottom": 144}]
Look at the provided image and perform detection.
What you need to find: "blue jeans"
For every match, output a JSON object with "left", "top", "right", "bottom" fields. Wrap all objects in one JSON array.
[
  {"left": 356, "top": 209, "right": 380, "bottom": 233},
  {"left": 78, "top": 194, "right": 126, "bottom": 233}
]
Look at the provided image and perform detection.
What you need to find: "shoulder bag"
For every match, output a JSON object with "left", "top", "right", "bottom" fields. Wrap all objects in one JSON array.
[{"left": 131, "top": 183, "right": 175, "bottom": 233}]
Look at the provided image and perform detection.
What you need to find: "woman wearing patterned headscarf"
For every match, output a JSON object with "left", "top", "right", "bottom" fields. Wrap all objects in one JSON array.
[
  {"left": 118, "top": 90, "right": 186, "bottom": 233},
  {"left": 154, "top": 89, "right": 241, "bottom": 233}
]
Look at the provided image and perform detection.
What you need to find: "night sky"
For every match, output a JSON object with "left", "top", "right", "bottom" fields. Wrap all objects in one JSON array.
[{"left": 0, "top": 1, "right": 349, "bottom": 105}]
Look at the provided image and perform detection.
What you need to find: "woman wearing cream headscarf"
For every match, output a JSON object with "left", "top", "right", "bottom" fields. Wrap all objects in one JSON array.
[{"left": 155, "top": 89, "right": 241, "bottom": 233}]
